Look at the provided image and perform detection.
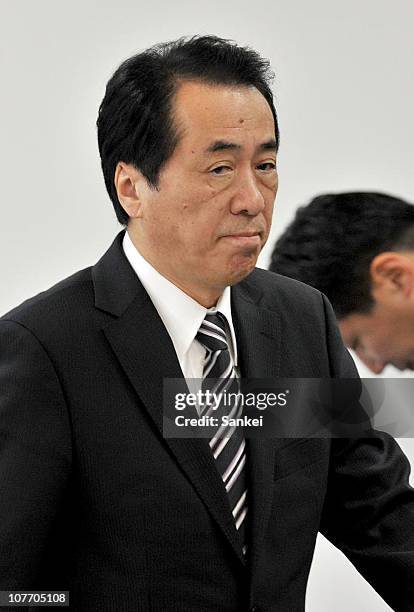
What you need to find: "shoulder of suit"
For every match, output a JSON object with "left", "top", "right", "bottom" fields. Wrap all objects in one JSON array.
[
  {"left": 246, "top": 267, "right": 323, "bottom": 304},
  {"left": 239, "top": 268, "right": 331, "bottom": 327},
  {"left": 1, "top": 266, "right": 94, "bottom": 335},
  {"left": 234, "top": 268, "right": 329, "bottom": 330}
]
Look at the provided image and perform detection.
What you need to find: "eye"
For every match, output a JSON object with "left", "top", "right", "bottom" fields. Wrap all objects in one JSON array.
[
  {"left": 351, "top": 340, "right": 360, "bottom": 352},
  {"left": 257, "top": 162, "right": 277, "bottom": 171},
  {"left": 210, "top": 165, "right": 233, "bottom": 175}
]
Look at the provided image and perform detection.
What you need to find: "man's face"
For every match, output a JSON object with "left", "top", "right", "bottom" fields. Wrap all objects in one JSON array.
[
  {"left": 339, "top": 299, "right": 414, "bottom": 374},
  {"left": 128, "top": 80, "right": 278, "bottom": 305}
]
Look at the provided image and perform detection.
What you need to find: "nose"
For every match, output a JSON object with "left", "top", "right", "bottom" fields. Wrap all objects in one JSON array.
[
  {"left": 355, "top": 349, "right": 386, "bottom": 375},
  {"left": 230, "top": 171, "right": 265, "bottom": 216}
]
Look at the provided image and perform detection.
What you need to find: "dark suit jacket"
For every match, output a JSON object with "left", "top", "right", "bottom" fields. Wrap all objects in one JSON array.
[{"left": 1, "top": 232, "right": 414, "bottom": 611}]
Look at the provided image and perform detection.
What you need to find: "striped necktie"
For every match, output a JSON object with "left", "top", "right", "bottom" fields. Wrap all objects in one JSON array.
[{"left": 196, "top": 312, "right": 248, "bottom": 557}]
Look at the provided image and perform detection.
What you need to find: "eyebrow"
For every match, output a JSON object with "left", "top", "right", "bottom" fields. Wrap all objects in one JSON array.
[{"left": 205, "top": 138, "right": 278, "bottom": 154}]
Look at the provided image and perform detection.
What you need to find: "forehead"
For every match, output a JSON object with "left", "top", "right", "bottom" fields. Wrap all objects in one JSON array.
[{"left": 172, "top": 80, "right": 275, "bottom": 147}]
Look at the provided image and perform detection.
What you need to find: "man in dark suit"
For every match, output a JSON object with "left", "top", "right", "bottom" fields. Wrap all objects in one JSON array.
[{"left": 1, "top": 36, "right": 414, "bottom": 611}]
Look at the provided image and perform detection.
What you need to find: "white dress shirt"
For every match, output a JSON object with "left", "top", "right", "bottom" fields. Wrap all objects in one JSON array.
[{"left": 123, "top": 232, "right": 238, "bottom": 389}]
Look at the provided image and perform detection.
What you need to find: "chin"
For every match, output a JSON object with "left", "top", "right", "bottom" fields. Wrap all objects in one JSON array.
[{"left": 226, "top": 258, "right": 257, "bottom": 286}]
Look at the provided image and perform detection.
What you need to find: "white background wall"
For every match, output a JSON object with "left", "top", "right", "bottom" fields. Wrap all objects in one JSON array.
[{"left": 1, "top": 1, "right": 414, "bottom": 609}]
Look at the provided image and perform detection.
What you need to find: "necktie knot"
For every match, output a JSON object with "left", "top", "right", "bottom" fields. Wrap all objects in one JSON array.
[{"left": 196, "top": 312, "right": 228, "bottom": 352}]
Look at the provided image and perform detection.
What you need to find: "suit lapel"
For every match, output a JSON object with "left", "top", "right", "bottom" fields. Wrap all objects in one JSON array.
[
  {"left": 93, "top": 233, "right": 247, "bottom": 567},
  {"left": 231, "top": 279, "right": 284, "bottom": 574}
]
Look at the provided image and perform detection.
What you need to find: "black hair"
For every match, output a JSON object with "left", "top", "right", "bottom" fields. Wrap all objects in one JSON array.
[
  {"left": 97, "top": 35, "right": 279, "bottom": 224},
  {"left": 269, "top": 192, "right": 414, "bottom": 318}
]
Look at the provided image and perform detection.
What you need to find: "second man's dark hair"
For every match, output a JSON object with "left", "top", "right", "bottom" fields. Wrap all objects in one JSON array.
[{"left": 269, "top": 192, "right": 414, "bottom": 318}]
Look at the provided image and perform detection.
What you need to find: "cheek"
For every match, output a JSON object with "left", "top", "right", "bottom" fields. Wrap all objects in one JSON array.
[
  {"left": 186, "top": 193, "right": 227, "bottom": 238},
  {"left": 368, "top": 329, "right": 400, "bottom": 358},
  {"left": 265, "top": 200, "right": 275, "bottom": 226},
  {"left": 259, "top": 200, "right": 275, "bottom": 243},
  {"left": 175, "top": 203, "right": 221, "bottom": 253},
  {"left": 367, "top": 327, "right": 389, "bottom": 348}
]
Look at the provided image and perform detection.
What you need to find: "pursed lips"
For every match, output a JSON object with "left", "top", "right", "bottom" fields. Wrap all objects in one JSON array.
[
  {"left": 221, "top": 229, "right": 264, "bottom": 238},
  {"left": 221, "top": 232, "right": 263, "bottom": 248}
]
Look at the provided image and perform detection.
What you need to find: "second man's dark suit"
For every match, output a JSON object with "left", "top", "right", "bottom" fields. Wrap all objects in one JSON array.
[{"left": 1, "top": 232, "right": 414, "bottom": 611}]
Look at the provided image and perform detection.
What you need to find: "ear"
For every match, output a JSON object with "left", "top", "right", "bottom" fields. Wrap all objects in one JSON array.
[
  {"left": 370, "top": 252, "right": 414, "bottom": 301},
  {"left": 114, "top": 162, "right": 144, "bottom": 219}
]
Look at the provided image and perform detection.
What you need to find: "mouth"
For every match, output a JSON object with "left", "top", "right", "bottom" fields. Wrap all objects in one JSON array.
[
  {"left": 224, "top": 235, "right": 262, "bottom": 248},
  {"left": 230, "top": 230, "right": 262, "bottom": 237},
  {"left": 393, "top": 361, "right": 414, "bottom": 371},
  {"left": 222, "top": 231, "right": 263, "bottom": 245}
]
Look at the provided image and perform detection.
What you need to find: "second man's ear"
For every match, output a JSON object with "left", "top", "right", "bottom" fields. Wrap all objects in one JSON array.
[{"left": 370, "top": 251, "right": 414, "bottom": 301}]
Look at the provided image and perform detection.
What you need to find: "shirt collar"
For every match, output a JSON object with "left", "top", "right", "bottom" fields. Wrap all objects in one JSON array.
[{"left": 122, "top": 231, "right": 238, "bottom": 366}]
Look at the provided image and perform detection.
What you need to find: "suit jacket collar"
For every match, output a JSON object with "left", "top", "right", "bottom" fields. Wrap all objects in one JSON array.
[
  {"left": 92, "top": 231, "right": 281, "bottom": 575},
  {"left": 92, "top": 231, "right": 141, "bottom": 317}
]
